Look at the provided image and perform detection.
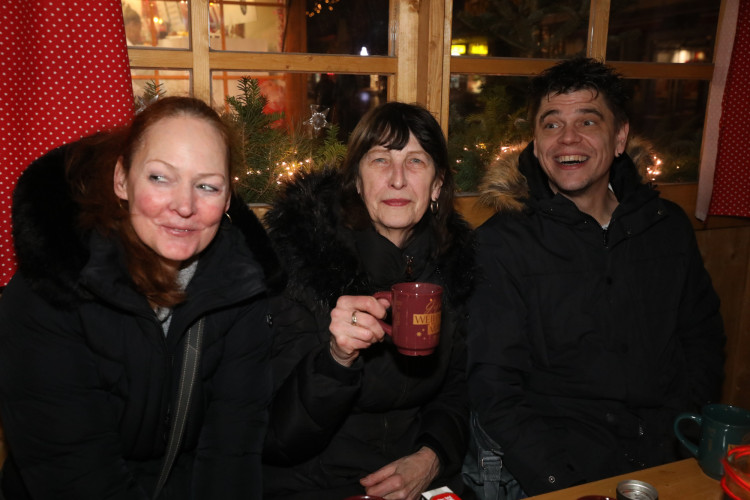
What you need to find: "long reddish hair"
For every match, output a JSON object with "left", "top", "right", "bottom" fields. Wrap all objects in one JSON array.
[{"left": 67, "top": 97, "right": 237, "bottom": 307}]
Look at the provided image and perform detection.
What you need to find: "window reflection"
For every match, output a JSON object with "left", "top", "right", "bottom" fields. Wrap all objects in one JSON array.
[
  {"left": 607, "top": 0, "right": 719, "bottom": 63},
  {"left": 448, "top": 75, "right": 533, "bottom": 192},
  {"left": 629, "top": 78, "right": 709, "bottom": 183},
  {"left": 211, "top": 71, "right": 387, "bottom": 142},
  {"left": 122, "top": 0, "right": 189, "bottom": 48},
  {"left": 209, "top": 2, "right": 285, "bottom": 52},
  {"left": 452, "top": 0, "right": 589, "bottom": 58},
  {"left": 131, "top": 69, "right": 191, "bottom": 99},
  {"left": 209, "top": 0, "right": 388, "bottom": 55}
]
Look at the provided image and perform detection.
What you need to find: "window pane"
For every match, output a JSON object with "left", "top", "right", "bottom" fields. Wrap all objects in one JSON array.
[
  {"left": 131, "top": 69, "right": 191, "bottom": 103},
  {"left": 209, "top": 2, "right": 286, "bottom": 52},
  {"left": 448, "top": 75, "right": 533, "bottom": 192},
  {"left": 452, "top": 0, "right": 589, "bottom": 58},
  {"left": 607, "top": 0, "right": 720, "bottom": 63},
  {"left": 628, "top": 78, "right": 709, "bottom": 183},
  {"left": 211, "top": 71, "right": 386, "bottom": 140},
  {"left": 210, "top": 0, "right": 389, "bottom": 55},
  {"left": 122, "top": 0, "right": 189, "bottom": 49}
]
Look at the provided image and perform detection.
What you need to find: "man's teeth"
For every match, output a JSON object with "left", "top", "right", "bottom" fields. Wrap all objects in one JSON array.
[{"left": 557, "top": 155, "right": 588, "bottom": 165}]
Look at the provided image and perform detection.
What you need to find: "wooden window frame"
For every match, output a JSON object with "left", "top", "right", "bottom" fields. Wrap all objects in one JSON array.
[{"left": 126, "top": 0, "right": 742, "bottom": 230}]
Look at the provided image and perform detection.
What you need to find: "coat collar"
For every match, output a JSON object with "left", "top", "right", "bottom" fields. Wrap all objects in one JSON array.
[
  {"left": 264, "top": 169, "right": 475, "bottom": 313},
  {"left": 480, "top": 140, "right": 660, "bottom": 211}
]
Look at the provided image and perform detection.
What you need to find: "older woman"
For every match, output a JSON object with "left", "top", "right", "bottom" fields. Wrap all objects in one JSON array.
[
  {"left": 0, "top": 97, "right": 275, "bottom": 499},
  {"left": 263, "top": 102, "right": 475, "bottom": 500}
]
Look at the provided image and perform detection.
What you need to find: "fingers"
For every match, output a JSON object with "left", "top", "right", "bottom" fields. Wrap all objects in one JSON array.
[
  {"left": 328, "top": 295, "right": 389, "bottom": 366},
  {"left": 361, "top": 464, "right": 406, "bottom": 499},
  {"left": 339, "top": 294, "right": 389, "bottom": 320},
  {"left": 361, "top": 449, "right": 440, "bottom": 500},
  {"left": 360, "top": 463, "right": 396, "bottom": 487}
]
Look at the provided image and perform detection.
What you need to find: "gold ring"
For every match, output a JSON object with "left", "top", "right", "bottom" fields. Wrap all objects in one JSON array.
[{"left": 351, "top": 311, "right": 358, "bottom": 325}]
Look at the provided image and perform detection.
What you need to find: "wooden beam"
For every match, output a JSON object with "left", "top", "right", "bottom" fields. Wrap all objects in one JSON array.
[
  {"left": 588, "top": 0, "right": 610, "bottom": 60},
  {"left": 209, "top": 52, "right": 396, "bottom": 74},
  {"left": 393, "top": 0, "right": 420, "bottom": 103},
  {"left": 191, "top": 0, "right": 210, "bottom": 101}
]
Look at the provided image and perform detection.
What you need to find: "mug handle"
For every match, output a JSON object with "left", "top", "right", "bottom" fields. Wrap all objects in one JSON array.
[
  {"left": 373, "top": 291, "right": 392, "bottom": 336},
  {"left": 673, "top": 412, "right": 701, "bottom": 457}
]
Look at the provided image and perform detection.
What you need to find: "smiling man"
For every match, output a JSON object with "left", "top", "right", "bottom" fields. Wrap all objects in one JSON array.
[{"left": 463, "top": 57, "right": 725, "bottom": 498}]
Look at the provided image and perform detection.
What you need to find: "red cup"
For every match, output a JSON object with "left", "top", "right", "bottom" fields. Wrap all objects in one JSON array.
[
  {"left": 722, "top": 445, "right": 750, "bottom": 500},
  {"left": 374, "top": 282, "right": 443, "bottom": 356}
]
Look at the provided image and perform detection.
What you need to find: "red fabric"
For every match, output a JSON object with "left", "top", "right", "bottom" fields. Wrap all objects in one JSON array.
[
  {"left": 0, "top": 0, "right": 134, "bottom": 286},
  {"left": 709, "top": 0, "right": 750, "bottom": 218}
]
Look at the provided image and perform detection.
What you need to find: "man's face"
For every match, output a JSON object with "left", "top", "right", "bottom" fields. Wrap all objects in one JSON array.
[{"left": 533, "top": 89, "right": 629, "bottom": 200}]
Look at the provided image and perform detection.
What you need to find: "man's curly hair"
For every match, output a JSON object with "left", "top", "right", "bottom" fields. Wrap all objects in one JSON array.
[{"left": 528, "top": 56, "right": 631, "bottom": 130}]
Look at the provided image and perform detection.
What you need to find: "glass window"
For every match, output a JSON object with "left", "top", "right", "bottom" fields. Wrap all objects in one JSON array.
[
  {"left": 452, "top": 0, "right": 589, "bottom": 58},
  {"left": 628, "top": 78, "right": 710, "bottom": 183},
  {"left": 448, "top": 75, "right": 534, "bottom": 192},
  {"left": 209, "top": 0, "right": 389, "bottom": 55},
  {"left": 131, "top": 69, "right": 191, "bottom": 102},
  {"left": 209, "top": 1, "right": 286, "bottom": 52},
  {"left": 122, "top": 0, "right": 189, "bottom": 49},
  {"left": 607, "top": 0, "right": 720, "bottom": 63},
  {"left": 211, "top": 71, "right": 387, "bottom": 142}
]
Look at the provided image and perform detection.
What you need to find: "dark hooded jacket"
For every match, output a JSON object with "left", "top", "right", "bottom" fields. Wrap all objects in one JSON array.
[
  {"left": 0, "top": 143, "right": 278, "bottom": 499},
  {"left": 467, "top": 142, "right": 725, "bottom": 495},
  {"left": 261, "top": 170, "right": 475, "bottom": 499}
]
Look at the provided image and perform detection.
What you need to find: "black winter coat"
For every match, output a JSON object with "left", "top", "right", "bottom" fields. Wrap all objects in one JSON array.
[
  {"left": 0, "top": 144, "right": 277, "bottom": 499},
  {"left": 467, "top": 143, "right": 725, "bottom": 495},
  {"left": 261, "top": 170, "right": 475, "bottom": 499}
]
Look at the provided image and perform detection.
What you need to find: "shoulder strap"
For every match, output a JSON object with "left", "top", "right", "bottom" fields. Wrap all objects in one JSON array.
[{"left": 153, "top": 317, "right": 205, "bottom": 499}]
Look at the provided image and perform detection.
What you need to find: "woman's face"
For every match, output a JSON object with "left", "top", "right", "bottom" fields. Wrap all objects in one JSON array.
[
  {"left": 114, "top": 115, "right": 231, "bottom": 271},
  {"left": 358, "top": 132, "right": 442, "bottom": 248}
]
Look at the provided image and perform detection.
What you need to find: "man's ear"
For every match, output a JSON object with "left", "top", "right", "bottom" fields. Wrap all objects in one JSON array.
[
  {"left": 113, "top": 158, "right": 129, "bottom": 201},
  {"left": 616, "top": 122, "right": 630, "bottom": 156}
]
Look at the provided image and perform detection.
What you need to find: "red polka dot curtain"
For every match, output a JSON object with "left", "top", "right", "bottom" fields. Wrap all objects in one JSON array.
[
  {"left": 0, "top": 0, "right": 134, "bottom": 287},
  {"left": 697, "top": 0, "right": 750, "bottom": 220}
]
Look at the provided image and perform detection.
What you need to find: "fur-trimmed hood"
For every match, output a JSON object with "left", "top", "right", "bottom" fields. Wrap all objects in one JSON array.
[
  {"left": 478, "top": 136, "right": 658, "bottom": 213},
  {"left": 263, "top": 168, "right": 475, "bottom": 313},
  {"left": 10, "top": 142, "right": 281, "bottom": 308}
]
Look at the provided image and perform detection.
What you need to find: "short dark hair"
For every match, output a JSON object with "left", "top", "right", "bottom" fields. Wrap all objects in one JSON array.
[
  {"left": 528, "top": 57, "right": 630, "bottom": 130},
  {"left": 339, "top": 101, "right": 456, "bottom": 254}
]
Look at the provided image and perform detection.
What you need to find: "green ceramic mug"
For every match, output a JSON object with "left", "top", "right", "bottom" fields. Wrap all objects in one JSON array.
[{"left": 674, "top": 404, "right": 750, "bottom": 479}]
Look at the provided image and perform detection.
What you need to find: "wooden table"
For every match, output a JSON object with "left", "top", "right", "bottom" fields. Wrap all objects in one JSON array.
[{"left": 526, "top": 458, "right": 722, "bottom": 499}]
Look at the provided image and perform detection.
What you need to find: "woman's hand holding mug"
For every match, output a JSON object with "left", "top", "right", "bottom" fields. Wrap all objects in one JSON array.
[{"left": 329, "top": 295, "right": 390, "bottom": 367}]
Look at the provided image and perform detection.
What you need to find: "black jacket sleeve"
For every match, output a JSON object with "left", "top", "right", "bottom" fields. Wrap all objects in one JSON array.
[{"left": 262, "top": 295, "right": 364, "bottom": 465}]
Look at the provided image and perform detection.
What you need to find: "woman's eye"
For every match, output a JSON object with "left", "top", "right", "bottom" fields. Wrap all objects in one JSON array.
[
  {"left": 198, "top": 183, "right": 220, "bottom": 193},
  {"left": 149, "top": 174, "right": 167, "bottom": 183}
]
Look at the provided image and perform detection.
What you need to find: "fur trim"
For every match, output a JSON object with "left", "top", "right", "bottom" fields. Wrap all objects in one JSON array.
[
  {"left": 264, "top": 169, "right": 475, "bottom": 313},
  {"left": 478, "top": 136, "right": 656, "bottom": 213},
  {"left": 12, "top": 145, "right": 90, "bottom": 307}
]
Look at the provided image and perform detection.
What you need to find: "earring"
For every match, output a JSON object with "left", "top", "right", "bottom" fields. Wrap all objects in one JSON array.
[
  {"left": 224, "top": 212, "right": 233, "bottom": 224},
  {"left": 430, "top": 200, "right": 439, "bottom": 214}
]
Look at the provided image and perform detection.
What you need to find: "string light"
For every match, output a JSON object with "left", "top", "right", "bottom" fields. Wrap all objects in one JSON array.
[{"left": 306, "top": 0, "right": 342, "bottom": 18}]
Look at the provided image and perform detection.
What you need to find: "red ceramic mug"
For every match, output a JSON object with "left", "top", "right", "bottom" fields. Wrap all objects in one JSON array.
[{"left": 374, "top": 282, "right": 443, "bottom": 356}]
